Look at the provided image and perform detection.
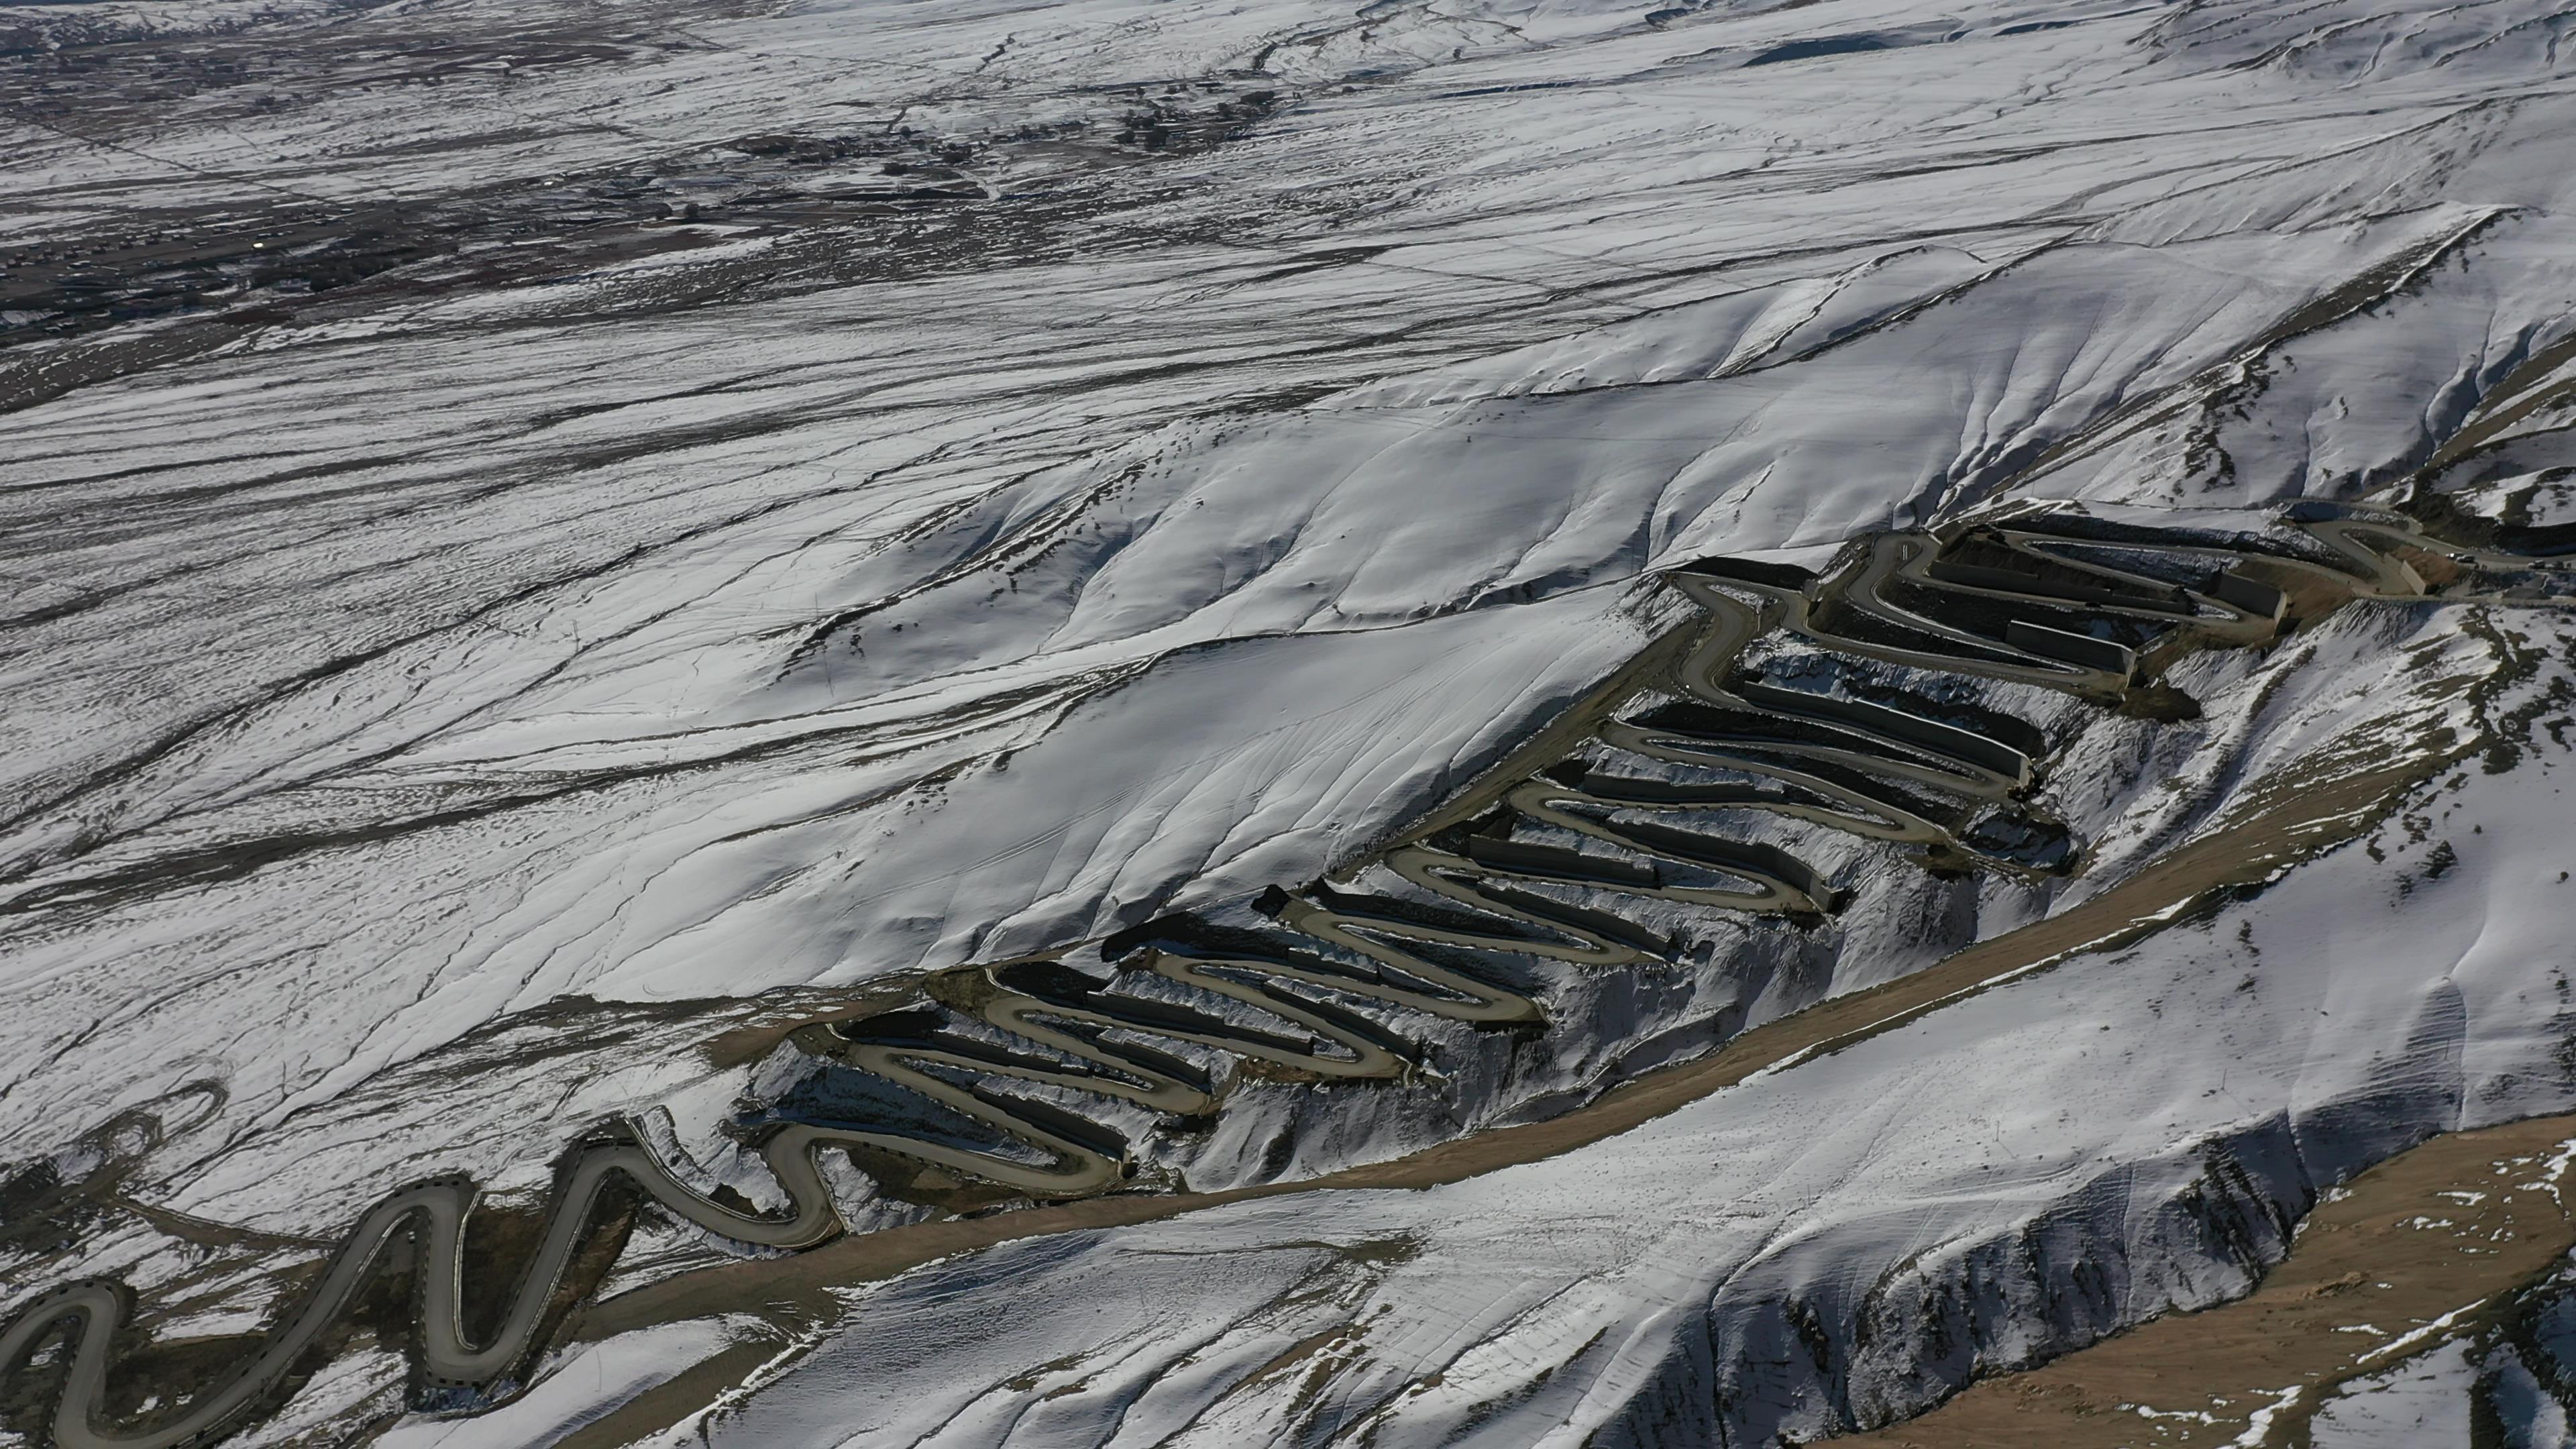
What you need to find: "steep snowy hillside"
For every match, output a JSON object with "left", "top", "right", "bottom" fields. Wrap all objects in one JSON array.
[{"left": 5, "top": 0, "right": 2576, "bottom": 1446}]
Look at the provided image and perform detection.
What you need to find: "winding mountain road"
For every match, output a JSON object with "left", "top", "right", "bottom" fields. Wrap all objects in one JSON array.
[{"left": 3, "top": 502, "right": 2555, "bottom": 1449}]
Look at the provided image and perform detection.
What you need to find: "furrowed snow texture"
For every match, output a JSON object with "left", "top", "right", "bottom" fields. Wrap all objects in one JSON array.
[{"left": 11, "top": 0, "right": 2576, "bottom": 1445}]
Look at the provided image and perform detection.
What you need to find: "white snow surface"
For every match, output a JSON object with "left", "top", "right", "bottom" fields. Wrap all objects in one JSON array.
[{"left": 5, "top": 0, "right": 2576, "bottom": 1442}]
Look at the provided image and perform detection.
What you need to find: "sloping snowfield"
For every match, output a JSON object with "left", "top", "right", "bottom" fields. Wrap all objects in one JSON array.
[{"left": 7, "top": 0, "right": 2576, "bottom": 1445}]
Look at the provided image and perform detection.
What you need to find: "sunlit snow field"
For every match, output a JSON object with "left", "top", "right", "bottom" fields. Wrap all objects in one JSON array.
[{"left": 6, "top": 0, "right": 2576, "bottom": 1444}]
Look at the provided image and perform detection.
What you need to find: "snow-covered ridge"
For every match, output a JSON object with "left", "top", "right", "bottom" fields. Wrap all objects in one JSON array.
[
  {"left": 7, "top": 498, "right": 2568, "bottom": 1448},
  {"left": 649, "top": 548, "right": 2576, "bottom": 1449}
]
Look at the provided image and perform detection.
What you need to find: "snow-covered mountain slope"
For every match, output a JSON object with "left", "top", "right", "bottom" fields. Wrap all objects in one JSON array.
[
  {"left": 577, "top": 576, "right": 2576, "bottom": 1449},
  {"left": 6, "top": 0, "right": 2576, "bottom": 1445}
]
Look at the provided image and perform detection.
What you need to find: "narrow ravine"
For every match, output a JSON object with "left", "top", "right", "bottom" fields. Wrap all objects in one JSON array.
[{"left": 1836, "top": 1112, "right": 2576, "bottom": 1448}]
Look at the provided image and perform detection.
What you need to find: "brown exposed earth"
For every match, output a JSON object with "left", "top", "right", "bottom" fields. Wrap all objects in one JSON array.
[{"left": 1841, "top": 1112, "right": 2576, "bottom": 1448}]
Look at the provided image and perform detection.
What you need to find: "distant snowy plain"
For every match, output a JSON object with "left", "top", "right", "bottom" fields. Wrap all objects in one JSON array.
[{"left": 7, "top": 0, "right": 2576, "bottom": 1444}]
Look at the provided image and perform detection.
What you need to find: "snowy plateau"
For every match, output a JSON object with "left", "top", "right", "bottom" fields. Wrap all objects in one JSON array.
[{"left": 9, "top": 0, "right": 2576, "bottom": 1446}]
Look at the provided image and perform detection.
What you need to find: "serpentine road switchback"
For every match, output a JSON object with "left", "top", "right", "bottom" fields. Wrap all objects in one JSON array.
[{"left": 5, "top": 499, "right": 2571, "bottom": 1449}]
